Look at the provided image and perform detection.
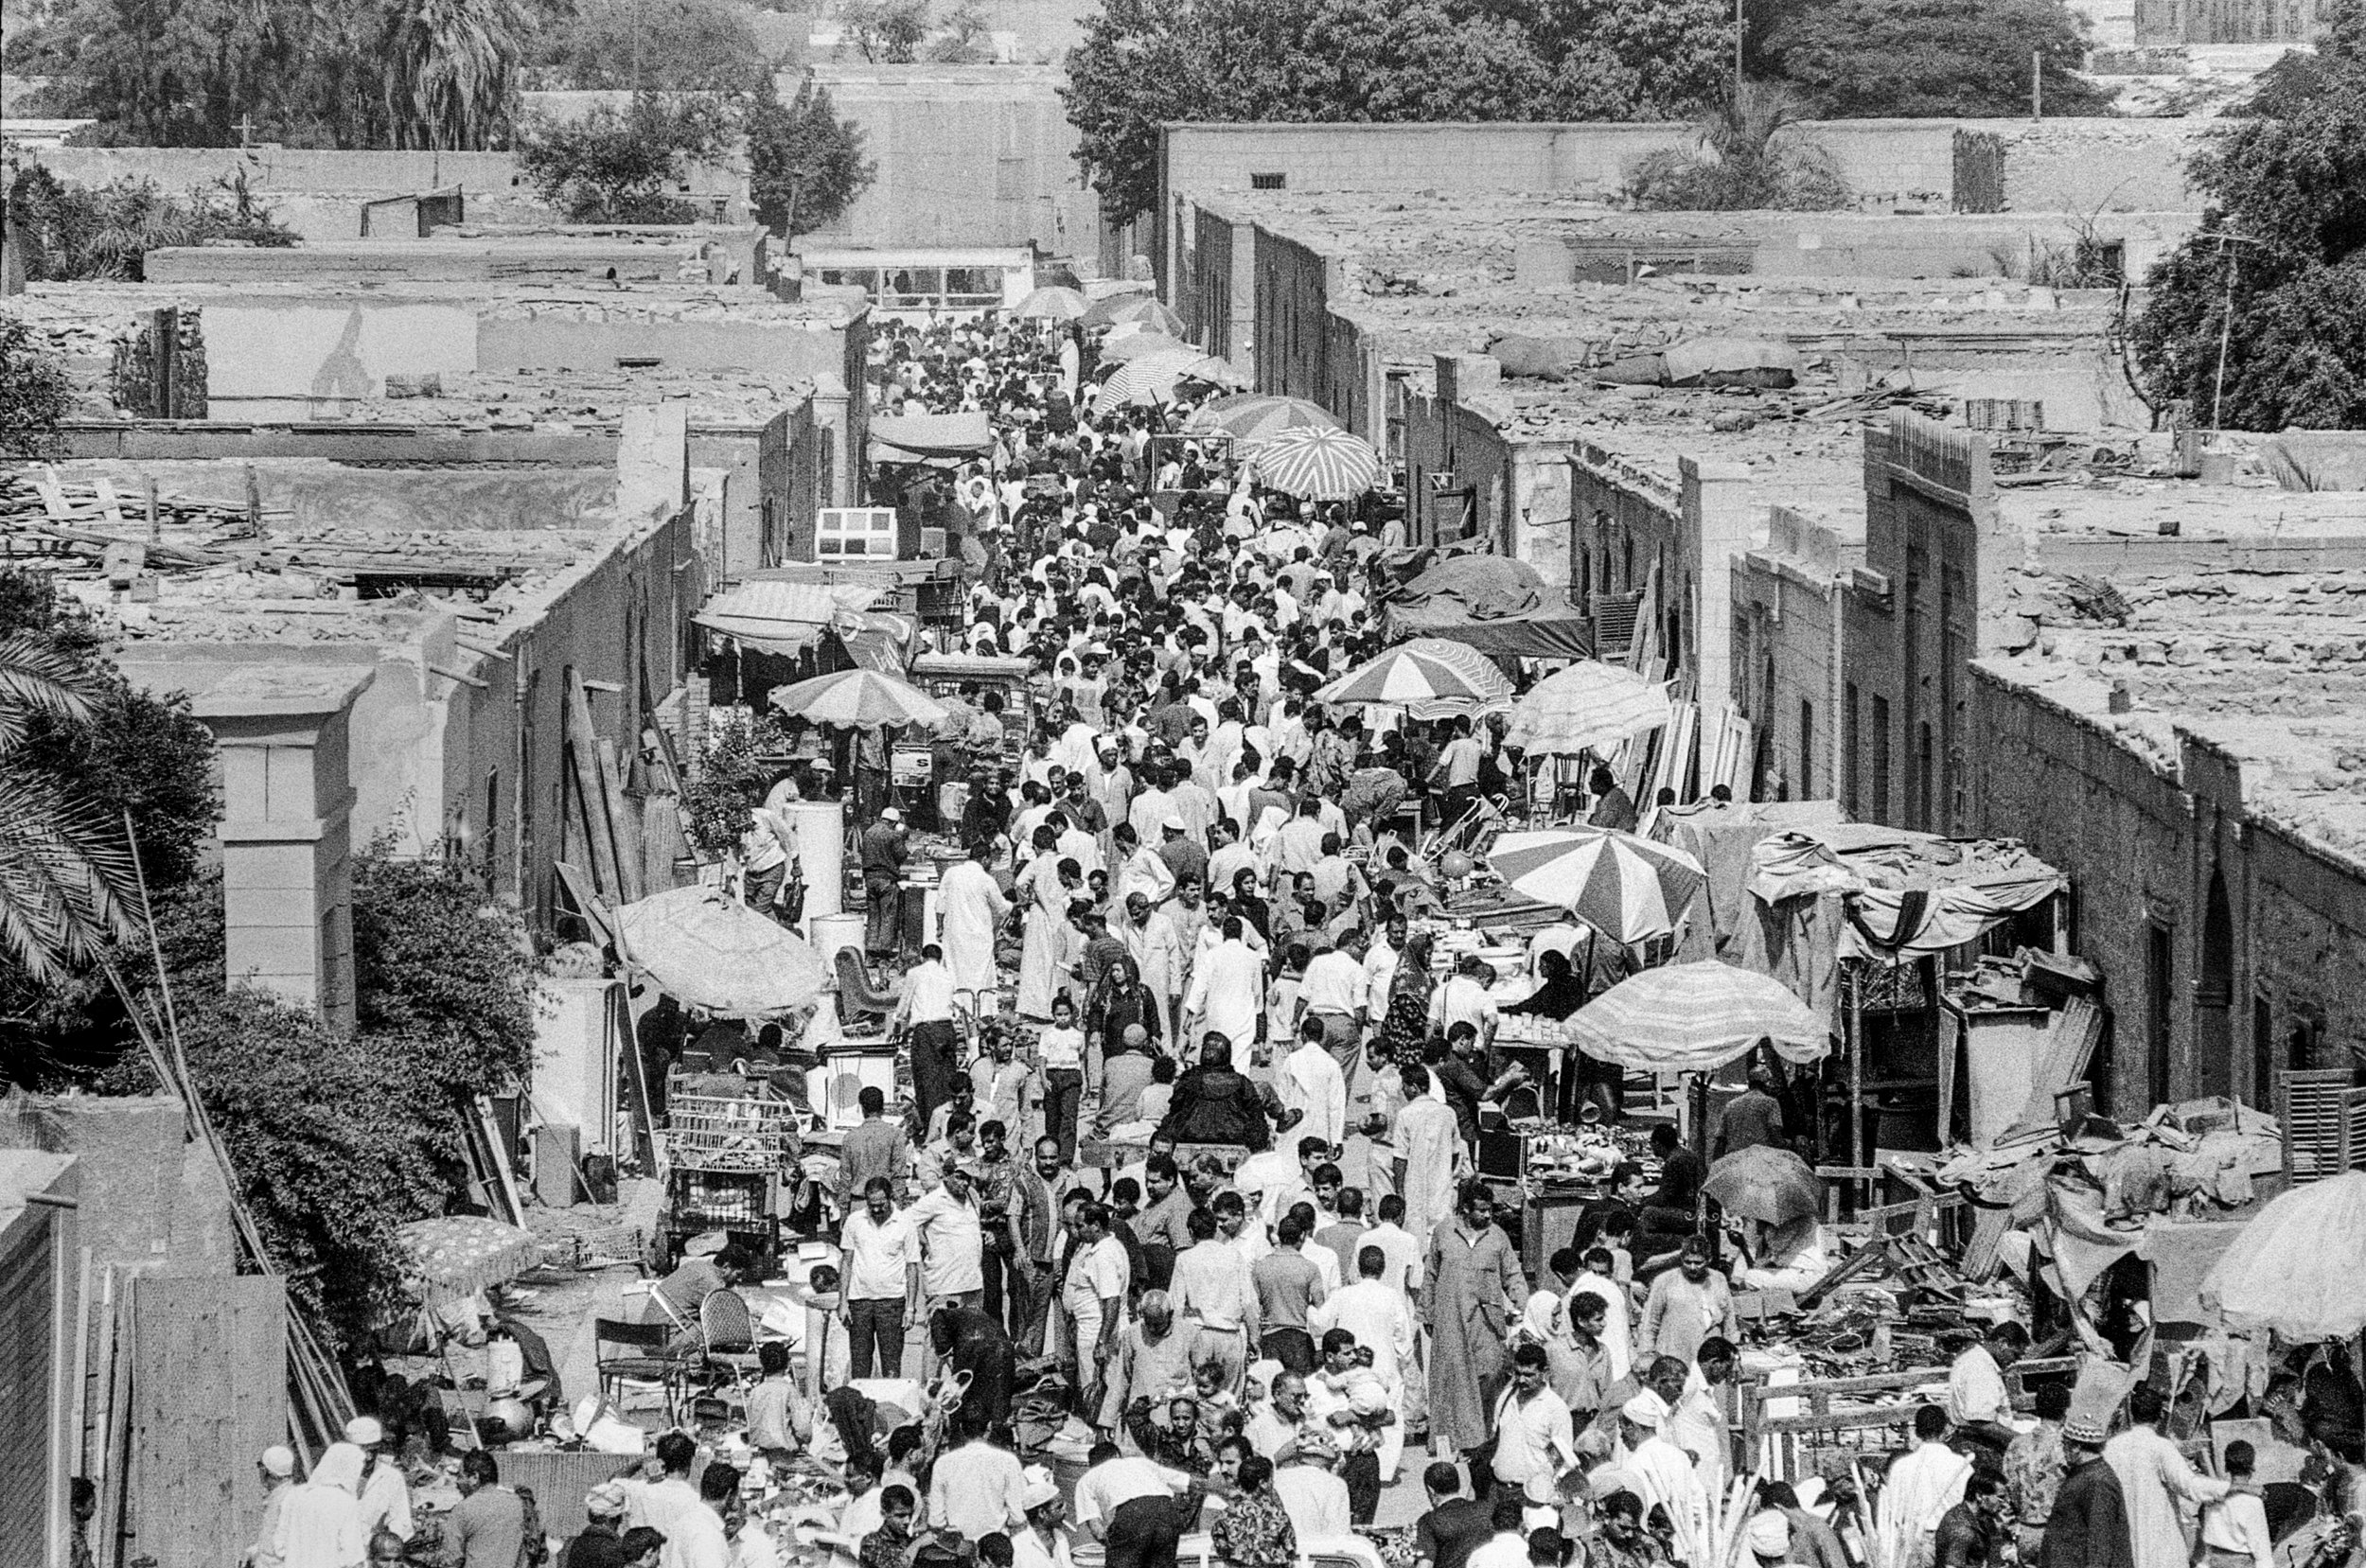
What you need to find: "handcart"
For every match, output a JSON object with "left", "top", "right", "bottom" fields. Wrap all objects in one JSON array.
[{"left": 657, "top": 1090, "right": 808, "bottom": 1274}]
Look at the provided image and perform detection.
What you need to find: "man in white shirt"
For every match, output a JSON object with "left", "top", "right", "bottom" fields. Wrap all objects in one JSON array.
[
  {"left": 1264, "top": 799, "right": 1329, "bottom": 881},
  {"left": 1945, "top": 1319, "right": 2031, "bottom": 1458},
  {"left": 1428, "top": 957, "right": 1500, "bottom": 1048},
  {"left": 666, "top": 1464, "right": 738, "bottom": 1568},
  {"left": 1361, "top": 916, "right": 1403, "bottom": 1028},
  {"left": 1278, "top": 1018, "right": 1349, "bottom": 1152},
  {"left": 1182, "top": 918, "right": 1264, "bottom": 1049},
  {"left": 1393, "top": 1066, "right": 1463, "bottom": 1240},
  {"left": 892, "top": 945, "right": 963, "bottom": 1133},
  {"left": 1462, "top": 1496, "right": 1534, "bottom": 1568},
  {"left": 1360, "top": 1194, "right": 1426, "bottom": 1297},
  {"left": 1060, "top": 1200, "right": 1132, "bottom": 1403},
  {"left": 839, "top": 1177, "right": 923, "bottom": 1379},
  {"left": 1880, "top": 1405, "right": 1973, "bottom": 1562},
  {"left": 1205, "top": 819, "right": 1258, "bottom": 896},
  {"left": 1070, "top": 1441, "right": 1195, "bottom": 1568},
  {"left": 1311, "top": 1248, "right": 1418, "bottom": 1480},
  {"left": 1490, "top": 1343, "right": 1577, "bottom": 1499},
  {"left": 1434, "top": 717, "right": 1485, "bottom": 825},
  {"left": 907, "top": 1162, "right": 988, "bottom": 1309},
  {"left": 1296, "top": 932, "right": 1368, "bottom": 1065},
  {"left": 927, "top": 1432, "right": 1029, "bottom": 1542},
  {"left": 346, "top": 1417, "right": 413, "bottom": 1542},
  {"left": 626, "top": 1433, "right": 704, "bottom": 1547}
]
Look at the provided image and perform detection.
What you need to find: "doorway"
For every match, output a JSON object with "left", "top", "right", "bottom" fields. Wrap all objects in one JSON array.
[
  {"left": 2145, "top": 922, "right": 2175, "bottom": 1107},
  {"left": 2195, "top": 870, "right": 2234, "bottom": 1099}
]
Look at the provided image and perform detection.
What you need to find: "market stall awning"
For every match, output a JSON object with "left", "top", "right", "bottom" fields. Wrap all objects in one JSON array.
[
  {"left": 2200, "top": 1170, "right": 2366, "bottom": 1341},
  {"left": 1505, "top": 661, "right": 1670, "bottom": 756},
  {"left": 693, "top": 580, "right": 883, "bottom": 658},
  {"left": 397, "top": 1216, "right": 542, "bottom": 1311},
  {"left": 1748, "top": 825, "right": 2066, "bottom": 961},
  {"left": 868, "top": 411, "right": 994, "bottom": 465}
]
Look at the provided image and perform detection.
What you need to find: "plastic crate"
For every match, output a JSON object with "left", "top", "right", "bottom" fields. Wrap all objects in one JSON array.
[{"left": 662, "top": 1093, "right": 804, "bottom": 1172}]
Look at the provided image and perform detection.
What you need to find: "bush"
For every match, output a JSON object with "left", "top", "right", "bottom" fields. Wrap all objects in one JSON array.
[
  {"left": 0, "top": 321, "right": 79, "bottom": 462},
  {"left": 5, "top": 166, "right": 297, "bottom": 283},
  {"left": 514, "top": 92, "right": 733, "bottom": 222}
]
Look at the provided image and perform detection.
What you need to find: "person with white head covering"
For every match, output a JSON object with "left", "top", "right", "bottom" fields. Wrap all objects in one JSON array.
[
  {"left": 1012, "top": 1467, "right": 1073, "bottom": 1568},
  {"left": 344, "top": 1415, "right": 412, "bottom": 1543},
  {"left": 244, "top": 1445, "right": 299, "bottom": 1568},
  {"left": 274, "top": 1442, "right": 369, "bottom": 1568},
  {"left": 1744, "top": 1509, "right": 1802, "bottom": 1566},
  {"left": 1599, "top": 1390, "right": 1704, "bottom": 1524}
]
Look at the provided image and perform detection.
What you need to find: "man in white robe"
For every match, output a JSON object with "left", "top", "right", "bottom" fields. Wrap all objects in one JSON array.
[{"left": 938, "top": 841, "right": 1011, "bottom": 1011}]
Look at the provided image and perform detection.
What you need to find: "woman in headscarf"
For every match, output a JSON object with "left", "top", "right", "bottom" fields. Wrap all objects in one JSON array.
[
  {"left": 1376, "top": 929, "right": 1437, "bottom": 1062},
  {"left": 274, "top": 1442, "right": 368, "bottom": 1568}
]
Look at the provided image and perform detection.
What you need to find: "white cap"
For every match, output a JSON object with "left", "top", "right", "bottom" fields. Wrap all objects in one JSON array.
[
  {"left": 880, "top": 806, "right": 904, "bottom": 822},
  {"left": 1161, "top": 813, "right": 1187, "bottom": 832},
  {"left": 1620, "top": 1390, "right": 1669, "bottom": 1428},
  {"left": 1746, "top": 1512, "right": 1792, "bottom": 1556},
  {"left": 259, "top": 1445, "right": 297, "bottom": 1478},
  {"left": 343, "top": 1416, "right": 384, "bottom": 1447},
  {"left": 1020, "top": 1467, "right": 1060, "bottom": 1510}
]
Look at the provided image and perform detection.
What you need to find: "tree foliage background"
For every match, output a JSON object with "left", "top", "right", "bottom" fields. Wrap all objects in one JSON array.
[
  {"left": 5, "top": 167, "right": 297, "bottom": 282},
  {"left": 1759, "top": 0, "right": 2107, "bottom": 118},
  {"left": 2129, "top": 7, "right": 2366, "bottom": 431},
  {"left": 1061, "top": 0, "right": 1731, "bottom": 225}
]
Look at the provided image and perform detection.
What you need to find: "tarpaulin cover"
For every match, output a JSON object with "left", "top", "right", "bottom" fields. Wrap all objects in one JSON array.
[
  {"left": 1663, "top": 337, "right": 1804, "bottom": 389},
  {"left": 1490, "top": 332, "right": 1596, "bottom": 380},
  {"left": 694, "top": 580, "right": 883, "bottom": 657},
  {"left": 868, "top": 411, "right": 994, "bottom": 464},
  {"left": 1746, "top": 826, "right": 2064, "bottom": 962},
  {"left": 1380, "top": 555, "right": 1593, "bottom": 659},
  {"left": 1659, "top": 801, "right": 1852, "bottom": 1023}
]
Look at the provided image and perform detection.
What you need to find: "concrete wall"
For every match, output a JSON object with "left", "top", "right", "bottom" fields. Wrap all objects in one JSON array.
[
  {"left": 1953, "top": 121, "right": 2211, "bottom": 215},
  {"left": 1158, "top": 118, "right": 2215, "bottom": 286},
  {"left": 15, "top": 147, "right": 559, "bottom": 240},
  {"left": 1967, "top": 671, "right": 2366, "bottom": 1112},
  {"left": 1732, "top": 510, "right": 1849, "bottom": 802},
  {"left": 795, "top": 65, "right": 1103, "bottom": 255},
  {"left": 1397, "top": 354, "right": 1578, "bottom": 588}
]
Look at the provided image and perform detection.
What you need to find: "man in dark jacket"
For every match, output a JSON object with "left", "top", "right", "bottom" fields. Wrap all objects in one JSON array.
[{"left": 2040, "top": 1415, "right": 2135, "bottom": 1568}]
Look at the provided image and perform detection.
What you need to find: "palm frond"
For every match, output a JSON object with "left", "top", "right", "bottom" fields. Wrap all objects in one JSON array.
[
  {"left": 0, "top": 766, "right": 142, "bottom": 987},
  {"left": 0, "top": 631, "right": 103, "bottom": 751}
]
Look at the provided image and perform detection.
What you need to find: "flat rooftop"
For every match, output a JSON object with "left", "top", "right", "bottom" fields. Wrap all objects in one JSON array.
[
  {"left": 1978, "top": 567, "right": 2366, "bottom": 863},
  {"left": 2004, "top": 474, "right": 2366, "bottom": 541},
  {"left": 332, "top": 368, "right": 818, "bottom": 429},
  {"left": 9, "top": 280, "right": 861, "bottom": 325}
]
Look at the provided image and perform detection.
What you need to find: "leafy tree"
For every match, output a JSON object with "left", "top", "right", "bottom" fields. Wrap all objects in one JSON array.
[
  {"left": 926, "top": 1, "right": 993, "bottom": 62},
  {"left": 2129, "top": 17, "right": 2366, "bottom": 430},
  {"left": 379, "top": 0, "right": 529, "bottom": 150},
  {"left": 1625, "top": 80, "right": 1849, "bottom": 210},
  {"left": 514, "top": 91, "right": 733, "bottom": 221},
  {"left": 1061, "top": 0, "right": 1727, "bottom": 226},
  {"left": 746, "top": 76, "right": 876, "bottom": 236},
  {"left": 6, "top": 167, "right": 298, "bottom": 283},
  {"left": 679, "top": 710, "right": 792, "bottom": 859},
  {"left": 839, "top": 0, "right": 931, "bottom": 62},
  {"left": 0, "top": 323, "right": 79, "bottom": 463},
  {"left": 1763, "top": 0, "right": 2109, "bottom": 118},
  {"left": 547, "top": 0, "right": 769, "bottom": 92}
]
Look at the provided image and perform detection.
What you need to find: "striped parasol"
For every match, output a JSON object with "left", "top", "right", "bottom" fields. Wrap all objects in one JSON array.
[
  {"left": 1505, "top": 661, "right": 1673, "bottom": 756},
  {"left": 1182, "top": 393, "right": 1342, "bottom": 443},
  {"left": 1083, "top": 293, "right": 1185, "bottom": 334},
  {"left": 1317, "top": 638, "right": 1512, "bottom": 717},
  {"left": 1558, "top": 960, "right": 1832, "bottom": 1072},
  {"left": 768, "top": 668, "right": 946, "bottom": 729},
  {"left": 1489, "top": 826, "right": 1705, "bottom": 943},
  {"left": 1246, "top": 425, "right": 1385, "bottom": 501},
  {"left": 1014, "top": 285, "right": 1088, "bottom": 320},
  {"left": 1092, "top": 351, "right": 1245, "bottom": 415}
]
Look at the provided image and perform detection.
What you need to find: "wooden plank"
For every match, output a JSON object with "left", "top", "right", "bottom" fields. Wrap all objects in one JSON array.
[
  {"left": 593, "top": 736, "right": 644, "bottom": 903},
  {"left": 565, "top": 669, "right": 625, "bottom": 902},
  {"left": 128, "top": 1274, "right": 287, "bottom": 1568}
]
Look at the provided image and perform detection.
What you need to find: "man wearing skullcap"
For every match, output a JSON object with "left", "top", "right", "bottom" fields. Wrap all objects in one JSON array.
[{"left": 563, "top": 1483, "right": 631, "bottom": 1568}]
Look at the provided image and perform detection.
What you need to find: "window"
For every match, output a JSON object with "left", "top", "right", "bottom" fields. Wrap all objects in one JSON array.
[
  {"left": 1249, "top": 172, "right": 1287, "bottom": 190},
  {"left": 1843, "top": 682, "right": 1861, "bottom": 816},
  {"left": 1800, "top": 699, "right": 1816, "bottom": 799},
  {"left": 2251, "top": 995, "right": 2274, "bottom": 1110},
  {"left": 1870, "top": 696, "right": 1891, "bottom": 821}
]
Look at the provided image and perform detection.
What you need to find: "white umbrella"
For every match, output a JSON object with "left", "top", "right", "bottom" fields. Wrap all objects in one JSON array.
[
  {"left": 768, "top": 669, "right": 946, "bottom": 730},
  {"left": 1488, "top": 826, "right": 1706, "bottom": 943},
  {"left": 1246, "top": 426, "right": 1385, "bottom": 501},
  {"left": 1506, "top": 662, "right": 1673, "bottom": 756},
  {"left": 2199, "top": 1170, "right": 2366, "bottom": 1341},
  {"left": 613, "top": 885, "right": 832, "bottom": 1018},
  {"left": 1015, "top": 285, "right": 1088, "bottom": 321},
  {"left": 1559, "top": 960, "right": 1831, "bottom": 1072}
]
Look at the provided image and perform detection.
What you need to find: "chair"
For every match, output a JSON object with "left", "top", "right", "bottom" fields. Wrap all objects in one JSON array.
[
  {"left": 834, "top": 946, "right": 901, "bottom": 1031},
  {"left": 593, "top": 1316, "right": 684, "bottom": 1425},
  {"left": 696, "top": 1289, "right": 764, "bottom": 1385}
]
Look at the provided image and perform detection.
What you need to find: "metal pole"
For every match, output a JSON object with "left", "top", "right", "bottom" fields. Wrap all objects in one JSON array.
[
  {"left": 1736, "top": 0, "right": 1745, "bottom": 98},
  {"left": 2032, "top": 49, "right": 2042, "bottom": 119},
  {"left": 2212, "top": 243, "right": 2239, "bottom": 433}
]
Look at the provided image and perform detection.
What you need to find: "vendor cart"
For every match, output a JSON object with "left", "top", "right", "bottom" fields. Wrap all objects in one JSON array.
[
  {"left": 657, "top": 1091, "right": 808, "bottom": 1274},
  {"left": 909, "top": 651, "right": 1035, "bottom": 770}
]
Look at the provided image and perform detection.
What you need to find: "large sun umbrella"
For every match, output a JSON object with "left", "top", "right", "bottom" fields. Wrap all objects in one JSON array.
[
  {"left": 1506, "top": 662, "right": 1674, "bottom": 756},
  {"left": 1317, "top": 638, "right": 1512, "bottom": 717},
  {"left": 1098, "top": 329, "right": 1192, "bottom": 364},
  {"left": 1014, "top": 285, "right": 1088, "bottom": 321},
  {"left": 1182, "top": 393, "right": 1342, "bottom": 444},
  {"left": 614, "top": 884, "right": 832, "bottom": 1017},
  {"left": 1247, "top": 425, "right": 1385, "bottom": 501},
  {"left": 1489, "top": 827, "right": 1706, "bottom": 943},
  {"left": 1704, "top": 1145, "right": 1823, "bottom": 1225},
  {"left": 2199, "top": 1170, "right": 2366, "bottom": 1340},
  {"left": 768, "top": 668, "right": 946, "bottom": 730},
  {"left": 1559, "top": 960, "right": 1832, "bottom": 1073},
  {"left": 397, "top": 1216, "right": 543, "bottom": 1310},
  {"left": 1083, "top": 294, "right": 1185, "bottom": 334},
  {"left": 1092, "top": 352, "right": 1245, "bottom": 416}
]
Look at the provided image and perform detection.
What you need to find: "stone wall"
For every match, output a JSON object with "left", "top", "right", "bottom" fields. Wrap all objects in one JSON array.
[
  {"left": 1952, "top": 121, "right": 2213, "bottom": 215},
  {"left": 1734, "top": 510, "right": 1848, "bottom": 802},
  {"left": 16, "top": 147, "right": 561, "bottom": 240}
]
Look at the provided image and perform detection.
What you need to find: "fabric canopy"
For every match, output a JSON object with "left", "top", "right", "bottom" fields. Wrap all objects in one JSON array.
[
  {"left": 614, "top": 885, "right": 832, "bottom": 1018},
  {"left": 1558, "top": 959, "right": 1833, "bottom": 1072},
  {"left": 693, "top": 579, "right": 883, "bottom": 657},
  {"left": 1505, "top": 661, "right": 1671, "bottom": 756},
  {"left": 1748, "top": 826, "right": 2065, "bottom": 961},
  {"left": 397, "top": 1216, "right": 542, "bottom": 1310},
  {"left": 1319, "top": 638, "right": 1512, "bottom": 716},
  {"left": 869, "top": 411, "right": 994, "bottom": 464},
  {"left": 1489, "top": 827, "right": 1705, "bottom": 944}
]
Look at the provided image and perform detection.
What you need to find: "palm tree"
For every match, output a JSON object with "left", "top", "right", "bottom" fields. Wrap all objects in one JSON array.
[
  {"left": 0, "top": 635, "right": 140, "bottom": 987},
  {"left": 379, "top": 0, "right": 523, "bottom": 150},
  {"left": 1625, "top": 80, "right": 1849, "bottom": 212}
]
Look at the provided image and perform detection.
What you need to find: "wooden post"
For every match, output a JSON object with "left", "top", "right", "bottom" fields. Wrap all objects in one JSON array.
[
  {"left": 565, "top": 669, "right": 625, "bottom": 903},
  {"left": 1848, "top": 963, "right": 1868, "bottom": 1210}
]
